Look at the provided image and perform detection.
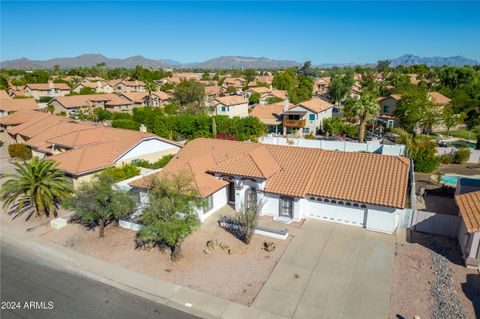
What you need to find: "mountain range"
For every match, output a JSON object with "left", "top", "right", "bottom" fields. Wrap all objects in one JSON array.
[{"left": 0, "top": 54, "right": 477, "bottom": 70}]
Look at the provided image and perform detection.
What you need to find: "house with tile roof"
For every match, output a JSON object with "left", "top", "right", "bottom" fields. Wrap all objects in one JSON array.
[
  {"left": 129, "top": 138, "right": 411, "bottom": 233},
  {"left": 214, "top": 96, "right": 249, "bottom": 118},
  {"left": 112, "top": 80, "right": 145, "bottom": 93},
  {"left": 282, "top": 98, "right": 333, "bottom": 136},
  {"left": 0, "top": 98, "right": 38, "bottom": 116},
  {"left": 24, "top": 82, "right": 71, "bottom": 100},
  {"left": 0, "top": 111, "right": 182, "bottom": 187},
  {"left": 244, "top": 87, "right": 288, "bottom": 105},
  {"left": 119, "top": 91, "right": 171, "bottom": 107},
  {"left": 49, "top": 93, "right": 135, "bottom": 116},
  {"left": 249, "top": 100, "right": 293, "bottom": 134},
  {"left": 71, "top": 81, "right": 114, "bottom": 94},
  {"left": 455, "top": 178, "right": 480, "bottom": 269}
]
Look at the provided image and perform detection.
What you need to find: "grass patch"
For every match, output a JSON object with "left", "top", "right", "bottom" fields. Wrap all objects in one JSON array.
[{"left": 437, "top": 129, "right": 477, "bottom": 140}]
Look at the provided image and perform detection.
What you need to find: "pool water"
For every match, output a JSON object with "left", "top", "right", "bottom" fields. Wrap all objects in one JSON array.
[
  {"left": 441, "top": 175, "right": 459, "bottom": 185},
  {"left": 443, "top": 140, "right": 476, "bottom": 149}
]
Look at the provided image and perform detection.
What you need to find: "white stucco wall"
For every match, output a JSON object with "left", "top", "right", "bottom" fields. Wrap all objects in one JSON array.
[
  {"left": 197, "top": 186, "right": 228, "bottom": 222},
  {"left": 365, "top": 205, "right": 398, "bottom": 234},
  {"left": 116, "top": 138, "right": 180, "bottom": 162},
  {"left": 216, "top": 103, "right": 249, "bottom": 118}
]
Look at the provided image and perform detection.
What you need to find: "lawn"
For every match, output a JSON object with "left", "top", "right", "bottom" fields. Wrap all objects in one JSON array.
[{"left": 437, "top": 129, "right": 477, "bottom": 140}]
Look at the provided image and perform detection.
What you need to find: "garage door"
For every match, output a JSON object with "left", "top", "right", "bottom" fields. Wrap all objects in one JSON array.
[{"left": 307, "top": 198, "right": 365, "bottom": 227}]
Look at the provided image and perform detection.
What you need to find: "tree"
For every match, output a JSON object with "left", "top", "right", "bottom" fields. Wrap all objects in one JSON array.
[
  {"left": 138, "top": 174, "right": 204, "bottom": 261},
  {"left": 226, "top": 86, "right": 237, "bottom": 95},
  {"left": 94, "top": 108, "right": 112, "bottom": 121},
  {"left": 175, "top": 80, "right": 205, "bottom": 107},
  {"left": 347, "top": 92, "right": 379, "bottom": 142},
  {"left": 272, "top": 69, "right": 296, "bottom": 91},
  {"left": 244, "top": 69, "right": 256, "bottom": 84},
  {"left": 144, "top": 81, "right": 157, "bottom": 106},
  {"left": 442, "top": 106, "right": 464, "bottom": 135},
  {"left": 68, "top": 174, "right": 136, "bottom": 238},
  {"left": 233, "top": 201, "right": 263, "bottom": 244},
  {"left": 298, "top": 61, "right": 315, "bottom": 77},
  {"left": 249, "top": 92, "right": 261, "bottom": 104},
  {"left": 376, "top": 60, "right": 391, "bottom": 73},
  {"left": 0, "top": 157, "right": 73, "bottom": 219},
  {"left": 288, "top": 75, "right": 313, "bottom": 104},
  {"left": 394, "top": 88, "right": 432, "bottom": 133},
  {"left": 212, "top": 117, "right": 217, "bottom": 136},
  {"left": 328, "top": 72, "right": 355, "bottom": 105}
]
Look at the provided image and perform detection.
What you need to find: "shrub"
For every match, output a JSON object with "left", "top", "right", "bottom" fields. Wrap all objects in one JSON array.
[
  {"left": 412, "top": 141, "right": 440, "bottom": 173},
  {"left": 38, "top": 96, "right": 53, "bottom": 103},
  {"left": 454, "top": 148, "right": 471, "bottom": 164},
  {"left": 440, "top": 153, "right": 454, "bottom": 164},
  {"left": 112, "top": 119, "right": 140, "bottom": 131},
  {"left": 8, "top": 143, "right": 32, "bottom": 160},
  {"left": 134, "top": 154, "right": 174, "bottom": 169},
  {"left": 101, "top": 163, "right": 140, "bottom": 182},
  {"left": 304, "top": 133, "right": 316, "bottom": 140}
]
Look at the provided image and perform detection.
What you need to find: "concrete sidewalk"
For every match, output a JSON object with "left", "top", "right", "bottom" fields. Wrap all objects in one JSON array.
[{"left": 0, "top": 222, "right": 285, "bottom": 319}]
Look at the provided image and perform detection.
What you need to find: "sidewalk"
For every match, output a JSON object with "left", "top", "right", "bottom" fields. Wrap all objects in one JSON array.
[{"left": 0, "top": 222, "right": 285, "bottom": 319}]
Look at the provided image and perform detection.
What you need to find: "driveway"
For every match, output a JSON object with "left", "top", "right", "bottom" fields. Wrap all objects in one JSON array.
[{"left": 253, "top": 219, "right": 395, "bottom": 319}]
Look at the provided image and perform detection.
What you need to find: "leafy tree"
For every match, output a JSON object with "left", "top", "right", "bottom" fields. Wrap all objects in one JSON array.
[
  {"left": 133, "top": 154, "right": 174, "bottom": 169},
  {"left": 298, "top": 61, "right": 315, "bottom": 77},
  {"left": 392, "top": 129, "right": 440, "bottom": 173},
  {"left": 212, "top": 117, "right": 217, "bottom": 136},
  {"left": 346, "top": 92, "right": 379, "bottom": 142},
  {"left": 174, "top": 80, "right": 205, "bottom": 106},
  {"left": 288, "top": 75, "right": 313, "bottom": 104},
  {"left": 442, "top": 106, "right": 464, "bottom": 135},
  {"left": 244, "top": 69, "right": 256, "bottom": 83},
  {"left": 323, "top": 117, "right": 345, "bottom": 136},
  {"left": 249, "top": 92, "right": 261, "bottom": 104},
  {"left": 0, "top": 158, "right": 73, "bottom": 219},
  {"left": 94, "top": 108, "right": 112, "bottom": 121},
  {"left": 138, "top": 174, "right": 204, "bottom": 261},
  {"left": 272, "top": 68, "right": 296, "bottom": 91},
  {"left": 394, "top": 88, "right": 431, "bottom": 133},
  {"left": 112, "top": 119, "right": 140, "bottom": 130},
  {"left": 101, "top": 163, "right": 140, "bottom": 182},
  {"left": 328, "top": 71, "right": 355, "bottom": 105},
  {"left": 202, "top": 70, "right": 210, "bottom": 80},
  {"left": 266, "top": 96, "right": 283, "bottom": 104},
  {"left": 226, "top": 86, "right": 237, "bottom": 95},
  {"left": 68, "top": 174, "right": 135, "bottom": 237},
  {"left": 376, "top": 60, "right": 391, "bottom": 73},
  {"left": 0, "top": 74, "right": 9, "bottom": 90}
]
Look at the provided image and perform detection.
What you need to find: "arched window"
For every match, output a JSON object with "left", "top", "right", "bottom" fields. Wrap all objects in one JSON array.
[
  {"left": 331, "top": 200, "right": 337, "bottom": 204},
  {"left": 353, "top": 203, "right": 359, "bottom": 207},
  {"left": 316, "top": 198, "right": 322, "bottom": 201},
  {"left": 346, "top": 202, "right": 352, "bottom": 206},
  {"left": 360, "top": 204, "right": 367, "bottom": 208},
  {"left": 338, "top": 201, "right": 344, "bottom": 205},
  {"left": 309, "top": 197, "right": 315, "bottom": 200},
  {"left": 324, "top": 199, "right": 330, "bottom": 203}
]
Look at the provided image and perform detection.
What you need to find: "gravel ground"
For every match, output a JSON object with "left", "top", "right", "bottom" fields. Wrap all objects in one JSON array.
[
  {"left": 389, "top": 231, "right": 479, "bottom": 319},
  {"left": 38, "top": 221, "right": 290, "bottom": 305}
]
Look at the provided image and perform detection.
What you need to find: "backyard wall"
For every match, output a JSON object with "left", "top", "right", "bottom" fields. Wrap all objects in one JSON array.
[{"left": 412, "top": 210, "right": 461, "bottom": 238}]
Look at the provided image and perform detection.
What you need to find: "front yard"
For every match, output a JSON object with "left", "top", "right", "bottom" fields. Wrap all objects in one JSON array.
[
  {"left": 34, "top": 208, "right": 290, "bottom": 306},
  {"left": 389, "top": 231, "right": 479, "bottom": 319}
]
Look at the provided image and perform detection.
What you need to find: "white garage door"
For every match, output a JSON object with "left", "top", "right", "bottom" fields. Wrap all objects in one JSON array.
[{"left": 307, "top": 198, "right": 365, "bottom": 227}]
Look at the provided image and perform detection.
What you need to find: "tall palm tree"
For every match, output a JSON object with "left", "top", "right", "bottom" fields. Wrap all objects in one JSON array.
[
  {"left": 0, "top": 157, "right": 73, "bottom": 219},
  {"left": 349, "top": 91, "right": 379, "bottom": 143},
  {"left": 144, "top": 81, "right": 157, "bottom": 107}
]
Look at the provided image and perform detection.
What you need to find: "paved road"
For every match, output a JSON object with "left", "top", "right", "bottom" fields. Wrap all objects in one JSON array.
[{"left": 0, "top": 242, "right": 199, "bottom": 319}]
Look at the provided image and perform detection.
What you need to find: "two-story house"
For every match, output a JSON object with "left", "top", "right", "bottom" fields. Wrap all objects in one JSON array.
[
  {"left": 24, "top": 82, "right": 71, "bottom": 100},
  {"left": 71, "top": 81, "right": 114, "bottom": 94},
  {"left": 282, "top": 98, "right": 333, "bottom": 135},
  {"left": 49, "top": 94, "right": 134, "bottom": 116},
  {"left": 214, "top": 96, "right": 249, "bottom": 118}
]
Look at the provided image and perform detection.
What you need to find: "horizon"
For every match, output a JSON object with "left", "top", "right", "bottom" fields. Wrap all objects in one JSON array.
[{"left": 1, "top": 1, "right": 480, "bottom": 64}]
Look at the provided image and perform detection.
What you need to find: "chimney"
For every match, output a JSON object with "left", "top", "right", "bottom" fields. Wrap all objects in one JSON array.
[
  {"left": 139, "top": 123, "right": 147, "bottom": 133},
  {"left": 284, "top": 98, "right": 289, "bottom": 112}
]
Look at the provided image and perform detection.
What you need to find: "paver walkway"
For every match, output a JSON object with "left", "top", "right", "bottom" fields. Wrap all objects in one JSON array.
[{"left": 253, "top": 219, "right": 395, "bottom": 319}]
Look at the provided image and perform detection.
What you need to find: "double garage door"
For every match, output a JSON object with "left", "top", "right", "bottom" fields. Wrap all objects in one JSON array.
[{"left": 308, "top": 200, "right": 366, "bottom": 227}]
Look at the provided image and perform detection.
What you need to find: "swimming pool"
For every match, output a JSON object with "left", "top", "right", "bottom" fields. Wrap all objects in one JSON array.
[{"left": 441, "top": 175, "right": 459, "bottom": 185}]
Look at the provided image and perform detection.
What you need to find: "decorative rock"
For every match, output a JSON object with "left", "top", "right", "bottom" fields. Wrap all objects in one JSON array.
[
  {"left": 203, "top": 248, "right": 211, "bottom": 255},
  {"left": 206, "top": 239, "right": 219, "bottom": 250},
  {"left": 228, "top": 248, "right": 235, "bottom": 255},
  {"left": 263, "top": 241, "right": 276, "bottom": 252},
  {"left": 50, "top": 218, "right": 67, "bottom": 230}
]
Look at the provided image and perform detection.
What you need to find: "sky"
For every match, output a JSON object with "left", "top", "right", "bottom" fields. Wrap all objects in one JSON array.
[{"left": 1, "top": 1, "right": 480, "bottom": 64}]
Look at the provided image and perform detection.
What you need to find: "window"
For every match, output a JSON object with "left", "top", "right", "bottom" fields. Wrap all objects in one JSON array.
[
  {"left": 353, "top": 203, "right": 359, "bottom": 207},
  {"left": 309, "top": 114, "right": 315, "bottom": 121},
  {"left": 245, "top": 188, "right": 257, "bottom": 210},
  {"left": 303, "top": 128, "right": 310, "bottom": 134},
  {"left": 316, "top": 198, "right": 322, "bottom": 201},
  {"left": 338, "top": 201, "right": 344, "bottom": 205},
  {"left": 324, "top": 199, "right": 330, "bottom": 203},
  {"left": 346, "top": 202, "right": 352, "bottom": 206},
  {"left": 279, "top": 196, "right": 293, "bottom": 218},
  {"left": 221, "top": 106, "right": 226, "bottom": 112},
  {"left": 360, "top": 204, "right": 367, "bottom": 208},
  {"left": 204, "top": 195, "right": 213, "bottom": 213},
  {"left": 309, "top": 197, "right": 315, "bottom": 200},
  {"left": 383, "top": 105, "right": 390, "bottom": 113}
]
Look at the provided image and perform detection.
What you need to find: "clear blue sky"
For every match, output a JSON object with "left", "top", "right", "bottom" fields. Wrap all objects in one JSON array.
[{"left": 1, "top": 1, "right": 480, "bottom": 64}]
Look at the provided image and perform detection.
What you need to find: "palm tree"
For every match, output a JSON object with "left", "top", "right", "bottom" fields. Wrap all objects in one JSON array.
[
  {"left": 0, "top": 157, "right": 73, "bottom": 219},
  {"left": 349, "top": 91, "right": 379, "bottom": 143},
  {"left": 144, "top": 81, "right": 157, "bottom": 107}
]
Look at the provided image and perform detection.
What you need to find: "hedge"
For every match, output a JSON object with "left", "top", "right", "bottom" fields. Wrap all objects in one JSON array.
[{"left": 8, "top": 143, "right": 32, "bottom": 160}]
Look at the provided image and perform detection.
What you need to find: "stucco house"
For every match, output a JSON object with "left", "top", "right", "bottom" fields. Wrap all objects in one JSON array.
[
  {"left": 455, "top": 178, "right": 480, "bottom": 269},
  {"left": 214, "top": 96, "right": 249, "bottom": 118},
  {"left": 112, "top": 80, "right": 145, "bottom": 93},
  {"left": 250, "top": 100, "right": 294, "bottom": 134},
  {"left": 0, "top": 98, "right": 38, "bottom": 117},
  {"left": 283, "top": 98, "right": 333, "bottom": 135},
  {"left": 24, "top": 82, "right": 71, "bottom": 100},
  {"left": 378, "top": 91, "right": 451, "bottom": 129},
  {"left": 120, "top": 91, "right": 171, "bottom": 107},
  {"left": 244, "top": 87, "right": 287, "bottom": 105},
  {"left": 71, "top": 81, "right": 114, "bottom": 94},
  {"left": 49, "top": 94, "right": 134, "bottom": 116},
  {"left": 129, "top": 138, "right": 411, "bottom": 233}
]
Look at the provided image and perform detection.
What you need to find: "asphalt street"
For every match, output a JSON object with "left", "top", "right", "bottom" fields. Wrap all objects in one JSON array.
[{"left": 0, "top": 242, "right": 199, "bottom": 319}]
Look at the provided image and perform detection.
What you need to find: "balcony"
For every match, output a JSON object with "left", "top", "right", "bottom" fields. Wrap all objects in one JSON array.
[{"left": 283, "top": 119, "right": 306, "bottom": 128}]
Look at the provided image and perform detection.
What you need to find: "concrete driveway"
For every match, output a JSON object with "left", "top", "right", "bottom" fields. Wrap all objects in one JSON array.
[{"left": 253, "top": 219, "right": 395, "bottom": 319}]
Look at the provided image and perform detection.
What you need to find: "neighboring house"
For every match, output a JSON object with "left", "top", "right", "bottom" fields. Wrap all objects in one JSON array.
[
  {"left": 313, "top": 77, "right": 330, "bottom": 96},
  {"left": 244, "top": 87, "right": 287, "bottom": 105},
  {"left": 455, "top": 178, "right": 480, "bottom": 269},
  {"left": 172, "top": 72, "right": 201, "bottom": 81},
  {"left": 113, "top": 80, "right": 145, "bottom": 93},
  {"left": 0, "top": 98, "right": 38, "bottom": 116},
  {"left": 49, "top": 94, "right": 134, "bottom": 116},
  {"left": 214, "top": 96, "right": 249, "bottom": 118},
  {"left": 24, "top": 82, "right": 71, "bottom": 100},
  {"left": 250, "top": 100, "right": 293, "bottom": 134},
  {"left": 204, "top": 86, "right": 222, "bottom": 106},
  {"left": 120, "top": 91, "right": 171, "bottom": 107},
  {"left": 0, "top": 111, "right": 181, "bottom": 187},
  {"left": 129, "top": 138, "right": 411, "bottom": 233},
  {"left": 223, "top": 77, "right": 247, "bottom": 91},
  {"left": 378, "top": 91, "right": 451, "bottom": 129},
  {"left": 71, "top": 81, "right": 114, "bottom": 94},
  {"left": 8, "top": 86, "right": 27, "bottom": 98},
  {"left": 283, "top": 98, "right": 333, "bottom": 135}
]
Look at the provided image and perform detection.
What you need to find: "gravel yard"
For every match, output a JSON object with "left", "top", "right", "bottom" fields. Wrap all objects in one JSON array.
[
  {"left": 38, "top": 219, "right": 290, "bottom": 305},
  {"left": 389, "top": 231, "right": 479, "bottom": 319}
]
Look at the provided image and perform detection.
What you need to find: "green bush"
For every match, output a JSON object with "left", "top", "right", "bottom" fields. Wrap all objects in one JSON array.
[
  {"left": 112, "top": 119, "right": 140, "bottom": 131},
  {"left": 454, "top": 148, "right": 471, "bottom": 164},
  {"left": 101, "top": 163, "right": 140, "bottom": 182},
  {"left": 440, "top": 153, "right": 454, "bottom": 164},
  {"left": 38, "top": 96, "right": 53, "bottom": 103},
  {"left": 322, "top": 118, "right": 357, "bottom": 138},
  {"left": 134, "top": 154, "right": 174, "bottom": 169},
  {"left": 7, "top": 143, "right": 32, "bottom": 160},
  {"left": 412, "top": 141, "right": 440, "bottom": 173}
]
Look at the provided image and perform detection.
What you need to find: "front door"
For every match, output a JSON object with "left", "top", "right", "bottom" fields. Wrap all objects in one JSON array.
[
  {"left": 245, "top": 188, "right": 257, "bottom": 210},
  {"left": 279, "top": 196, "right": 293, "bottom": 218}
]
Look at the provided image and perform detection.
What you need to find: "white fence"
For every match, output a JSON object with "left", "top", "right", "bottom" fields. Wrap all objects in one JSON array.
[
  {"left": 437, "top": 147, "right": 480, "bottom": 164},
  {"left": 411, "top": 210, "right": 460, "bottom": 238},
  {"left": 259, "top": 136, "right": 405, "bottom": 156}
]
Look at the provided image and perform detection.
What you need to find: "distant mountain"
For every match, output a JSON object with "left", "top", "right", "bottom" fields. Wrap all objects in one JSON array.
[
  {"left": 0, "top": 53, "right": 477, "bottom": 70},
  {"left": 389, "top": 54, "right": 478, "bottom": 67},
  {"left": 194, "top": 56, "right": 301, "bottom": 69}
]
